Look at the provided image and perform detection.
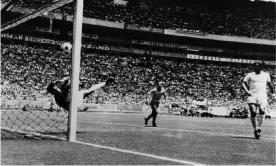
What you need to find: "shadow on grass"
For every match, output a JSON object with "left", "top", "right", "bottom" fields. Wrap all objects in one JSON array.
[
  {"left": 231, "top": 136, "right": 258, "bottom": 140},
  {"left": 76, "top": 131, "right": 91, "bottom": 133},
  {"left": 144, "top": 126, "right": 158, "bottom": 128}
]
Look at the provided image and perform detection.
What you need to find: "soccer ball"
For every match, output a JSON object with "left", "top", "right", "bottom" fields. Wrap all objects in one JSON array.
[{"left": 61, "top": 42, "right": 72, "bottom": 53}]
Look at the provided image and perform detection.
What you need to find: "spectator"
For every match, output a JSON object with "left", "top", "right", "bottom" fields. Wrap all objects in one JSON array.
[{"left": 2, "top": 43, "right": 276, "bottom": 110}]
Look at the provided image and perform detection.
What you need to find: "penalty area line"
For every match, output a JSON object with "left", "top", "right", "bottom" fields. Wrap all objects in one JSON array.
[{"left": 74, "top": 140, "right": 205, "bottom": 165}]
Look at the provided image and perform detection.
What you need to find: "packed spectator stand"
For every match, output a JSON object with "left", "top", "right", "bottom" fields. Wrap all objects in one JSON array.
[
  {"left": 1, "top": 44, "right": 276, "bottom": 110},
  {"left": 82, "top": 0, "right": 275, "bottom": 40},
  {"left": 1, "top": 0, "right": 276, "bottom": 112},
  {"left": 2, "top": 0, "right": 275, "bottom": 40}
]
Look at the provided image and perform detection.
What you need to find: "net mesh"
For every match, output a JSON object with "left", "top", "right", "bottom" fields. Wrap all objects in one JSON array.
[
  {"left": 1, "top": 0, "right": 78, "bottom": 140},
  {"left": 1, "top": 110, "right": 68, "bottom": 140}
]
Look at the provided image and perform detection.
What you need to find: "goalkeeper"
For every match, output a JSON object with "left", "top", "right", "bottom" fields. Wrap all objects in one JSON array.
[{"left": 47, "top": 74, "right": 114, "bottom": 112}]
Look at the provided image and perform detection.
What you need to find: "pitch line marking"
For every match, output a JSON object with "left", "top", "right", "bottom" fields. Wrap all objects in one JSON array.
[
  {"left": 83, "top": 121, "right": 276, "bottom": 140},
  {"left": 74, "top": 140, "right": 204, "bottom": 165}
]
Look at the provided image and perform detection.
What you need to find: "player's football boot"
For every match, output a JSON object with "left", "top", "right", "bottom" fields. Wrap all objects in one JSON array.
[
  {"left": 152, "top": 123, "right": 157, "bottom": 127},
  {"left": 144, "top": 118, "right": 148, "bottom": 125},
  {"left": 254, "top": 129, "right": 261, "bottom": 139},
  {"left": 256, "top": 129, "right": 261, "bottom": 138}
]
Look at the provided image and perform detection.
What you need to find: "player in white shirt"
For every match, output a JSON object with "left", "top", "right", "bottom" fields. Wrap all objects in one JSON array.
[
  {"left": 241, "top": 62, "right": 274, "bottom": 139},
  {"left": 144, "top": 85, "right": 166, "bottom": 127},
  {"left": 47, "top": 75, "right": 114, "bottom": 112}
]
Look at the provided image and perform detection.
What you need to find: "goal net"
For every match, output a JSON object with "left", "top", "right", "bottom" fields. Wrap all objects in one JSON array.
[{"left": 1, "top": 0, "right": 80, "bottom": 140}]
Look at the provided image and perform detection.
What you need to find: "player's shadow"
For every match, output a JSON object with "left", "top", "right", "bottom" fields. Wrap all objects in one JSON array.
[
  {"left": 231, "top": 136, "right": 257, "bottom": 140},
  {"left": 144, "top": 126, "right": 158, "bottom": 128}
]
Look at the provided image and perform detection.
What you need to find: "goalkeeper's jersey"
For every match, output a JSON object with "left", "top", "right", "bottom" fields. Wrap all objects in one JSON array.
[{"left": 53, "top": 92, "right": 70, "bottom": 111}]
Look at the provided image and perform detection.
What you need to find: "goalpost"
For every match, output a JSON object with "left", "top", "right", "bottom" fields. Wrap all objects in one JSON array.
[
  {"left": 1, "top": 0, "right": 84, "bottom": 141},
  {"left": 68, "top": 0, "right": 84, "bottom": 142}
]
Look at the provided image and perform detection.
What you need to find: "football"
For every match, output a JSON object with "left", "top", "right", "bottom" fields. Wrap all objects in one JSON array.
[{"left": 61, "top": 42, "right": 72, "bottom": 53}]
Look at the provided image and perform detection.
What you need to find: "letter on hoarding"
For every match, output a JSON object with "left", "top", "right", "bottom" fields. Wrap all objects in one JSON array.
[{"left": 125, "top": 24, "right": 140, "bottom": 30}]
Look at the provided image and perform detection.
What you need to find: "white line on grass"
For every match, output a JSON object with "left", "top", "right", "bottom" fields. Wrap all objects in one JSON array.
[
  {"left": 83, "top": 121, "right": 276, "bottom": 141},
  {"left": 74, "top": 140, "right": 204, "bottom": 165}
]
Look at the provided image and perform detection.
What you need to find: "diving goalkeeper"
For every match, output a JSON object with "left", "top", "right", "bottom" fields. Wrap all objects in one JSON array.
[{"left": 47, "top": 75, "right": 114, "bottom": 112}]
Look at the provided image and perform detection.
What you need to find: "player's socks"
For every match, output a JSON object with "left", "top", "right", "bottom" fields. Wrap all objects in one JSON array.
[
  {"left": 257, "top": 129, "right": 261, "bottom": 138},
  {"left": 257, "top": 114, "right": 263, "bottom": 137},
  {"left": 257, "top": 114, "right": 264, "bottom": 128},
  {"left": 251, "top": 117, "right": 260, "bottom": 139},
  {"left": 250, "top": 118, "right": 257, "bottom": 130}
]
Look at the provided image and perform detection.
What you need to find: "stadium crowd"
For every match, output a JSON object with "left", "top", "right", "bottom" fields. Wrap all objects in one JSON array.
[
  {"left": 2, "top": 0, "right": 275, "bottom": 40},
  {"left": 81, "top": 0, "right": 275, "bottom": 40},
  {"left": 2, "top": 43, "right": 276, "bottom": 110}
]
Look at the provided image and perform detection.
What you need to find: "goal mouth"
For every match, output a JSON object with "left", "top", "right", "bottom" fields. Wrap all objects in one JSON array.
[
  {"left": 1, "top": 0, "right": 80, "bottom": 142},
  {"left": 1, "top": 109, "right": 68, "bottom": 140},
  {"left": 1, "top": 127, "right": 67, "bottom": 140}
]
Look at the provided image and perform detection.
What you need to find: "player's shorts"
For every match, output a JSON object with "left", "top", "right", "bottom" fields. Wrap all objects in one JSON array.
[
  {"left": 150, "top": 101, "right": 160, "bottom": 108},
  {"left": 247, "top": 93, "right": 268, "bottom": 110}
]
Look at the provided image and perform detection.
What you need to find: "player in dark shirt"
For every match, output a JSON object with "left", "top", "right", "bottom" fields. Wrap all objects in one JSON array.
[{"left": 144, "top": 86, "right": 166, "bottom": 127}]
